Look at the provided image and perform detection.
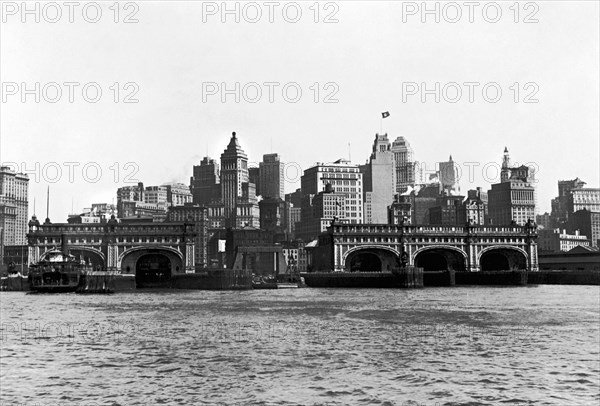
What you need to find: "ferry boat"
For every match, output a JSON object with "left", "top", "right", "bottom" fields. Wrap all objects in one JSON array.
[{"left": 28, "top": 251, "right": 93, "bottom": 293}]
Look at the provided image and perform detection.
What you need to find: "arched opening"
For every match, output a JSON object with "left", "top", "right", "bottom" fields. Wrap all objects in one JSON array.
[
  {"left": 480, "top": 249, "right": 527, "bottom": 271},
  {"left": 345, "top": 248, "right": 398, "bottom": 272},
  {"left": 69, "top": 249, "right": 105, "bottom": 271},
  {"left": 135, "top": 254, "right": 172, "bottom": 288},
  {"left": 349, "top": 252, "right": 381, "bottom": 272},
  {"left": 415, "top": 248, "right": 466, "bottom": 272}
]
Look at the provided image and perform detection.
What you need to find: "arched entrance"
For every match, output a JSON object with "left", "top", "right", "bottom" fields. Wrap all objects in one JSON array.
[
  {"left": 136, "top": 254, "right": 172, "bottom": 288},
  {"left": 69, "top": 249, "right": 105, "bottom": 271},
  {"left": 414, "top": 248, "right": 466, "bottom": 272},
  {"left": 480, "top": 248, "right": 527, "bottom": 271},
  {"left": 344, "top": 248, "right": 398, "bottom": 272},
  {"left": 120, "top": 247, "right": 184, "bottom": 288}
]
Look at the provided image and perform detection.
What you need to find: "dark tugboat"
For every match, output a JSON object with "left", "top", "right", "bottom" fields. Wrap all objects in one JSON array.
[{"left": 29, "top": 250, "right": 93, "bottom": 293}]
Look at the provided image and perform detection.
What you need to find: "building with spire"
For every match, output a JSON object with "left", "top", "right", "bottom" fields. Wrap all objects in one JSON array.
[
  {"left": 439, "top": 155, "right": 460, "bottom": 195},
  {"left": 488, "top": 148, "right": 536, "bottom": 225},
  {"left": 220, "top": 132, "right": 259, "bottom": 228}
]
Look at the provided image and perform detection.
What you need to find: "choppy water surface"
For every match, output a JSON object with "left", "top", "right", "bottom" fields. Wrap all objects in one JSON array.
[{"left": 1, "top": 285, "right": 599, "bottom": 405}]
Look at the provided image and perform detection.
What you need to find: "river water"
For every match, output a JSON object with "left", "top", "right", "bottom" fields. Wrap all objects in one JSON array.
[{"left": 1, "top": 285, "right": 599, "bottom": 405}]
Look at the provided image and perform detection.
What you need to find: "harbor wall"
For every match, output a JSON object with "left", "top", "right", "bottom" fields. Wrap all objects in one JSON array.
[
  {"left": 170, "top": 269, "right": 252, "bottom": 290},
  {"left": 302, "top": 267, "right": 424, "bottom": 288},
  {"left": 527, "top": 270, "right": 600, "bottom": 285},
  {"left": 455, "top": 270, "right": 528, "bottom": 286}
]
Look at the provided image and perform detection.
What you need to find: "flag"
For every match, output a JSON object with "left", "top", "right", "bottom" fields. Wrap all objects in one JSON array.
[{"left": 382, "top": 111, "right": 390, "bottom": 118}]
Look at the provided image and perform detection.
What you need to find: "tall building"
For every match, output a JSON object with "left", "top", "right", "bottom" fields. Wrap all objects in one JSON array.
[
  {"left": 568, "top": 209, "right": 600, "bottom": 248},
  {"left": 190, "top": 157, "right": 221, "bottom": 205},
  {"left": 220, "top": 132, "right": 250, "bottom": 225},
  {"left": 391, "top": 136, "right": 416, "bottom": 194},
  {"left": 235, "top": 182, "right": 260, "bottom": 228},
  {"left": 439, "top": 155, "right": 460, "bottom": 195},
  {"left": 248, "top": 167, "right": 260, "bottom": 197},
  {"left": 0, "top": 166, "right": 29, "bottom": 246},
  {"left": 301, "top": 159, "right": 363, "bottom": 224},
  {"left": 550, "top": 178, "right": 599, "bottom": 227},
  {"left": 488, "top": 148, "right": 536, "bottom": 226},
  {"left": 360, "top": 134, "right": 396, "bottom": 224},
  {"left": 259, "top": 153, "right": 285, "bottom": 199}
]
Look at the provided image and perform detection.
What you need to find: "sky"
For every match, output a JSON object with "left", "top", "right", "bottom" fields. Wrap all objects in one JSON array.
[{"left": 1, "top": 0, "right": 599, "bottom": 222}]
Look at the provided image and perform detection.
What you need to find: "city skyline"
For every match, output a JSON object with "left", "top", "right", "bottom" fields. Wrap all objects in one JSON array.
[
  {"left": 1, "top": 1, "right": 598, "bottom": 222},
  {"left": 2, "top": 129, "right": 599, "bottom": 222}
]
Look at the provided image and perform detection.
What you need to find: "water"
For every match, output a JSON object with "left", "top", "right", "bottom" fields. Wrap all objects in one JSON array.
[{"left": 1, "top": 286, "right": 599, "bottom": 405}]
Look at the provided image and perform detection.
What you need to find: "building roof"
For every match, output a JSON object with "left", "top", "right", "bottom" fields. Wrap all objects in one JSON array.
[{"left": 568, "top": 245, "right": 600, "bottom": 254}]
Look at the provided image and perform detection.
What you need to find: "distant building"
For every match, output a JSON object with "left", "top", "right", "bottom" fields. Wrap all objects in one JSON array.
[
  {"left": 388, "top": 195, "right": 412, "bottom": 225},
  {"left": 429, "top": 195, "right": 464, "bottom": 226},
  {"left": 190, "top": 157, "right": 221, "bottom": 205},
  {"left": 410, "top": 183, "right": 441, "bottom": 225},
  {"left": 235, "top": 182, "right": 260, "bottom": 228},
  {"left": 391, "top": 136, "right": 416, "bottom": 194},
  {"left": 118, "top": 201, "right": 167, "bottom": 222},
  {"left": 438, "top": 155, "right": 460, "bottom": 195},
  {"left": 67, "top": 203, "right": 117, "bottom": 224},
  {"left": 259, "top": 197, "right": 286, "bottom": 232},
  {"left": 165, "top": 183, "right": 192, "bottom": 207},
  {"left": 144, "top": 185, "right": 168, "bottom": 206},
  {"left": 538, "top": 228, "right": 590, "bottom": 252},
  {"left": 568, "top": 209, "right": 600, "bottom": 248},
  {"left": 536, "top": 212, "right": 552, "bottom": 230},
  {"left": 488, "top": 148, "right": 536, "bottom": 225},
  {"left": 0, "top": 166, "right": 29, "bottom": 246},
  {"left": 248, "top": 167, "right": 260, "bottom": 197},
  {"left": 167, "top": 203, "right": 209, "bottom": 268},
  {"left": 360, "top": 134, "right": 396, "bottom": 224},
  {"left": 220, "top": 132, "right": 259, "bottom": 228},
  {"left": 301, "top": 159, "right": 363, "bottom": 225},
  {"left": 259, "top": 153, "right": 285, "bottom": 199},
  {"left": 463, "top": 188, "right": 488, "bottom": 225},
  {"left": 116, "top": 182, "right": 188, "bottom": 220},
  {"left": 296, "top": 183, "right": 346, "bottom": 242},
  {"left": 551, "top": 178, "right": 586, "bottom": 226}
]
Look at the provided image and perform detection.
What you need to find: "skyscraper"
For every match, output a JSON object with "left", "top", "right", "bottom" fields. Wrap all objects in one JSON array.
[
  {"left": 220, "top": 132, "right": 250, "bottom": 223},
  {"left": 190, "top": 157, "right": 221, "bottom": 205},
  {"left": 219, "top": 132, "right": 259, "bottom": 228},
  {"left": 391, "top": 136, "right": 416, "bottom": 194},
  {"left": 439, "top": 155, "right": 460, "bottom": 195},
  {"left": 259, "top": 153, "right": 285, "bottom": 199},
  {"left": 0, "top": 166, "right": 29, "bottom": 246},
  {"left": 488, "top": 148, "right": 536, "bottom": 225},
  {"left": 360, "top": 134, "right": 396, "bottom": 224}
]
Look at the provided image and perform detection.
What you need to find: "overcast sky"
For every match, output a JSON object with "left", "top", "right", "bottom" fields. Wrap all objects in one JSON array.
[{"left": 1, "top": 0, "right": 598, "bottom": 221}]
